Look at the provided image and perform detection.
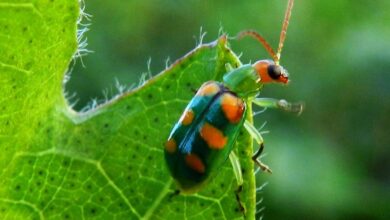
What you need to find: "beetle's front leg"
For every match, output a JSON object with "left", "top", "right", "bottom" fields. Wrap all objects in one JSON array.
[
  {"left": 244, "top": 121, "right": 272, "bottom": 174},
  {"left": 253, "top": 98, "right": 304, "bottom": 114}
]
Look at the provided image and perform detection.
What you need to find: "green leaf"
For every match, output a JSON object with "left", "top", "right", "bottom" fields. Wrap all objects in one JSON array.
[{"left": 0, "top": 1, "right": 257, "bottom": 219}]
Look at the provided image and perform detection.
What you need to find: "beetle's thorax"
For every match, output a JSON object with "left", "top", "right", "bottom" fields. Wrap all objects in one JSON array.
[{"left": 222, "top": 64, "right": 262, "bottom": 98}]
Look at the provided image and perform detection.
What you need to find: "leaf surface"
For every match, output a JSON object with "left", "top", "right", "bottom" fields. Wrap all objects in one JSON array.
[{"left": 0, "top": 1, "right": 256, "bottom": 219}]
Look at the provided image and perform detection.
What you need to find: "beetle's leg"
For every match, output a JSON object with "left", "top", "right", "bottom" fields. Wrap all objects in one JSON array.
[
  {"left": 253, "top": 98, "right": 304, "bottom": 115},
  {"left": 229, "top": 151, "right": 246, "bottom": 214},
  {"left": 244, "top": 121, "right": 272, "bottom": 174},
  {"left": 229, "top": 151, "right": 243, "bottom": 186},
  {"left": 235, "top": 185, "right": 246, "bottom": 216},
  {"left": 252, "top": 143, "right": 272, "bottom": 174},
  {"left": 225, "top": 63, "right": 235, "bottom": 72}
]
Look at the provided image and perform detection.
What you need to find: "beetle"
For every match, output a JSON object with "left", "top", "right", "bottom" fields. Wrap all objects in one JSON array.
[{"left": 164, "top": 0, "right": 302, "bottom": 193}]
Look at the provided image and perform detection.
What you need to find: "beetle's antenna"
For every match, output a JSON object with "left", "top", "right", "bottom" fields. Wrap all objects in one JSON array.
[
  {"left": 236, "top": 30, "right": 278, "bottom": 62},
  {"left": 276, "top": 0, "right": 294, "bottom": 64},
  {"left": 236, "top": 0, "right": 294, "bottom": 65}
]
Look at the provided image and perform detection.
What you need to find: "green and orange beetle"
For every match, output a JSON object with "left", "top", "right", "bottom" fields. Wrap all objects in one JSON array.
[{"left": 164, "top": 0, "right": 302, "bottom": 193}]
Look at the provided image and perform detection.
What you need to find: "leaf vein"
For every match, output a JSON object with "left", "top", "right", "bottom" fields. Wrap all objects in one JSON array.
[
  {"left": 0, "top": 197, "right": 44, "bottom": 220},
  {"left": 0, "top": 3, "right": 43, "bottom": 18},
  {"left": 0, "top": 61, "right": 32, "bottom": 75},
  {"left": 141, "top": 178, "right": 173, "bottom": 220},
  {"left": 96, "top": 162, "right": 142, "bottom": 219}
]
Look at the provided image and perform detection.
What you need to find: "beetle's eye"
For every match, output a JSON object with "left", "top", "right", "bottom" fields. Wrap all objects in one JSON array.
[{"left": 267, "top": 65, "right": 282, "bottom": 80}]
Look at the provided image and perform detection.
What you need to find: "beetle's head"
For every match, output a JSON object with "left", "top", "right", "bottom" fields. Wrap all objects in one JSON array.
[
  {"left": 253, "top": 60, "right": 288, "bottom": 84},
  {"left": 236, "top": 0, "right": 295, "bottom": 86}
]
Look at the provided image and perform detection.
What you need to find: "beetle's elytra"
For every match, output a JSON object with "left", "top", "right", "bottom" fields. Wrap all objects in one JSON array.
[{"left": 164, "top": 81, "right": 247, "bottom": 192}]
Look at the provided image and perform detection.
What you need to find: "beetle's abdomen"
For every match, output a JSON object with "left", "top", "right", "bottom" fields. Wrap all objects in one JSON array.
[{"left": 164, "top": 81, "right": 246, "bottom": 193}]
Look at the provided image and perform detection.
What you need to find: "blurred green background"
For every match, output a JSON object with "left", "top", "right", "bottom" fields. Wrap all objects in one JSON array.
[{"left": 66, "top": 0, "right": 390, "bottom": 219}]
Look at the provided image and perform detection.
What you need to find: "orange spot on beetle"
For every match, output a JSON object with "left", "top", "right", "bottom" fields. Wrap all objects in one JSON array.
[
  {"left": 165, "top": 138, "right": 177, "bottom": 153},
  {"left": 221, "top": 93, "right": 245, "bottom": 123},
  {"left": 185, "top": 154, "right": 205, "bottom": 173},
  {"left": 197, "top": 82, "right": 220, "bottom": 96},
  {"left": 181, "top": 109, "right": 194, "bottom": 125},
  {"left": 200, "top": 123, "right": 227, "bottom": 149}
]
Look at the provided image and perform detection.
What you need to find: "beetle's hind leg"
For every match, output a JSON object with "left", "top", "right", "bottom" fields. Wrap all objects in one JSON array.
[
  {"left": 229, "top": 151, "right": 243, "bottom": 186},
  {"left": 229, "top": 151, "right": 246, "bottom": 215},
  {"left": 252, "top": 143, "right": 272, "bottom": 174},
  {"left": 244, "top": 121, "right": 272, "bottom": 174}
]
